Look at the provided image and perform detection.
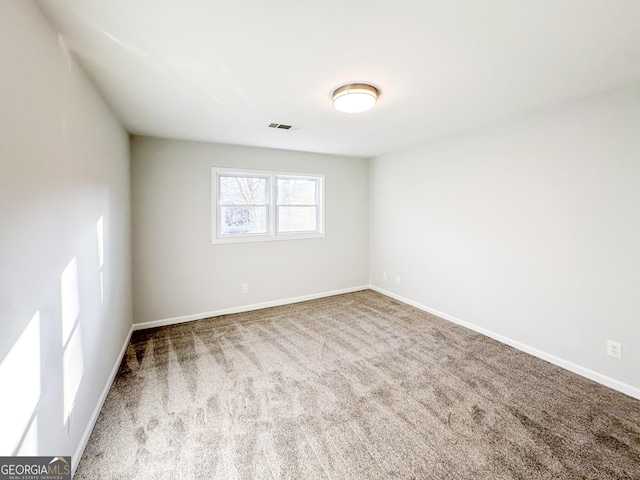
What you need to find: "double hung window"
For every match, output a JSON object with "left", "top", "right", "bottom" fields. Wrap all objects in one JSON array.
[{"left": 212, "top": 168, "right": 324, "bottom": 243}]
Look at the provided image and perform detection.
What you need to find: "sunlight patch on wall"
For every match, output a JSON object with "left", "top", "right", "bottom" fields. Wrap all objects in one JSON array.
[
  {"left": 97, "top": 216, "right": 104, "bottom": 306},
  {"left": 61, "top": 257, "right": 84, "bottom": 425},
  {"left": 0, "top": 311, "right": 41, "bottom": 455},
  {"left": 63, "top": 324, "right": 84, "bottom": 426},
  {"left": 16, "top": 416, "right": 39, "bottom": 456},
  {"left": 61, "top": 257, "right": 79, "bottom": 344},
  {"left": 97, "top": 216, "right": 104, "bottom": 267}
]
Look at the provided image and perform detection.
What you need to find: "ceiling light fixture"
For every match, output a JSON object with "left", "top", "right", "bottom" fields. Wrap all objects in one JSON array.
[{"left": 332, "top": 83, "right": 378, "bottom": 113}]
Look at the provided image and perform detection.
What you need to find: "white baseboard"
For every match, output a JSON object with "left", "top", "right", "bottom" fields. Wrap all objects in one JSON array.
[
  {"left": 132, "top": 285, "right": 370, "bottom": 331},
  {"left": 370, "top": 285, "right": 640, "bottom": 401},
  {"left": 72, "top": 324, "right": 133, "bottom": 477},
  {"left": 72, "top": 284, "right": 638, "bottom": 478}
]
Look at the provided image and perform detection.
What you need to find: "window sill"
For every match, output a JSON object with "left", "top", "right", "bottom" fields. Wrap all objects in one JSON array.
[{"left": 211, "top": 232, "right": 325, "bottom": 245}]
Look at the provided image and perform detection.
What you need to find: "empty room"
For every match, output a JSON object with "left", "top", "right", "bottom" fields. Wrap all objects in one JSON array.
[{"left": 1, "top": 0, "right": 639, "bottom": 478}]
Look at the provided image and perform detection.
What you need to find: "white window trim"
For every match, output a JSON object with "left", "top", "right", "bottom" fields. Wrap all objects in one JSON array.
[{"left": 211, "top": 167, "right": 325, "bottom": 244}]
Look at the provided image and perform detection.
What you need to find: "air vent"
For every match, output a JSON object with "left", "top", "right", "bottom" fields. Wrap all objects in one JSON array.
[{"left": 268, "top": 123, "right": 293, "bottom": 130}]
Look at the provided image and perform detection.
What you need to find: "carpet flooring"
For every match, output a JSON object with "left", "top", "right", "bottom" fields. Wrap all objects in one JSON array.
[{"left": 75, "top": 290, "right": 640, "bottom": 479}]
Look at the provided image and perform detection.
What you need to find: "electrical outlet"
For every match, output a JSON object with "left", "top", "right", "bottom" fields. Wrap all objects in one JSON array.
[
  {"left": 242, "top": 284, "right": 249, "bottom": 294},
  {"left": 395, "top": 275, "right": 401, "bottom": 284},
  {"left": 606, "top": 340, "right": 621, "bottom": 359},
  {"left": 383, "top": 272, "right": 388, "bottom": 280}
]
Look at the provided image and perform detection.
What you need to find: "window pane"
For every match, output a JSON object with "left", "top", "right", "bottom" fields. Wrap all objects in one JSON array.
[
  {"left": 278, "top": 206, "right": 317, "bottom": 232},
  {"left": 220, "top": 176, "right": 267, "bottom": 205},
  {"left": 220, "top": 206, "right": 267, "bottom": 235},
  {"left": 277, "top": 178, "right": 317, "bottom": 205}
]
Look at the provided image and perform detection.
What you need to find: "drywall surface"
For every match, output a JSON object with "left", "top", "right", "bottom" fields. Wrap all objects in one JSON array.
[
  {"left": 370, "top": 83, "right": 640, "bottom": 392},
  {"left": 0, "top": 0, "right": 132, "bottom": 462},
  {"left": 131, "top": 137, "right": 368, "bottom": 324}
]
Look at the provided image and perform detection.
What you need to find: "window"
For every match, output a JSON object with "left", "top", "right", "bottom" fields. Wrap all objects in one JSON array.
[
  {"left": 218, "top": 174, "right": 269, "bottom": 236},
  {"left": 212, "top": 168, "right": 324, "bottom": 243}
]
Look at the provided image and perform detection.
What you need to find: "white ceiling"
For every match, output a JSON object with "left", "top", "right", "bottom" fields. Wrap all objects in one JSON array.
[{"left": 38, "top": 0, "right": 640, "bottom": 158}]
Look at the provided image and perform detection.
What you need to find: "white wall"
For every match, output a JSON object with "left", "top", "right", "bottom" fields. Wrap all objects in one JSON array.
[
  {"left": 370, "top": 83, "right": 640, "bottom": 395},
  {"left": 0, "top": 0, "right": 132, "bottom": 466},
  {"left": 131, "top": 137, "right": 368, "bottom": 325}
]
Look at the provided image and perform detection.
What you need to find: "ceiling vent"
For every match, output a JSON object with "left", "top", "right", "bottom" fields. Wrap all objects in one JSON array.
[{"left": 268, "top": 123, "right": 293, "bottom": 130}]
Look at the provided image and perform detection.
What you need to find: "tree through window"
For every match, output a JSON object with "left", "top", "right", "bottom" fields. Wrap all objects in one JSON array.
[{"left": 212, "top": 168, "right": 324, "bottom": 243}]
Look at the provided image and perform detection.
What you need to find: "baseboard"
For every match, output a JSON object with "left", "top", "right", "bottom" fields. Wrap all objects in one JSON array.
[
  {"left": 370, "top": 285, "right": 640, "bottom": 401},
  {"left": 132, "top": 285, "right": 370, "bottom": 331},
  {"left": 70, "top": 284, "right": 639, "bottom": 477},
  {"left": 72, "top": 324, "right": 133, "bottom": 476}
]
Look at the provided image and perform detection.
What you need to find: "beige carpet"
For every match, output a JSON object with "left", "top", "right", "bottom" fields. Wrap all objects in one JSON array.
[{"left": 75, "top": 290, "right": 640, "bottom": 479}]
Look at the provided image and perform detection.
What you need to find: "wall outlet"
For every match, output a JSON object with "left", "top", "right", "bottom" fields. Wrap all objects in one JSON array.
[
  {"left": 242, "top": 284, "right": 249, "bottom": 294},
  {"left": 383, "top": 272, "right": 388, "bottom": 280},
  {"left": 395, "top": 275, "right": 401, "bottom": 284},
  {"left": 606, "top": 340, "right": 621, "bottom": 359}
]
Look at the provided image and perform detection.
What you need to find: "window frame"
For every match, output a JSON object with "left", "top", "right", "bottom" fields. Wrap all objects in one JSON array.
[{"left": 211, "top": 167, "right": 325, "bottom": 244}]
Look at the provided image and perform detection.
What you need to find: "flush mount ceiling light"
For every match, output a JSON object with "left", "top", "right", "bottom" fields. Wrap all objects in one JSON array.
[{"left": 332, "top": 83, "right": 378, "bottom": 113}]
